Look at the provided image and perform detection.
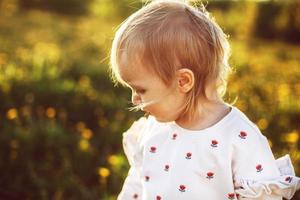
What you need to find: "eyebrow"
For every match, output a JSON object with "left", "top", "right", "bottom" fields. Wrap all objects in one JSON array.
[{"left": 126, "top": 82, "right": 145, "bottom": 90}]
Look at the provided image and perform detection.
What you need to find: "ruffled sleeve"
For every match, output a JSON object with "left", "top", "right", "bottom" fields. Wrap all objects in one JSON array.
[
  {"left": 232, "top": 125, "right": 300, "bottom": 200},
  {"left": 117, "top": 116, "right": 151, "bottom": 200}
]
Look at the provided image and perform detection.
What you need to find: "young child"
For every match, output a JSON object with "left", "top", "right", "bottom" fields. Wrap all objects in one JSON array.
[{"left": 109, "top": 0, "right": 300, "bottom": 199}]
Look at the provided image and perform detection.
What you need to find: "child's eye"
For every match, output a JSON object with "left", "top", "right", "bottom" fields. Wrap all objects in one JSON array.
[{"left": 137, "top": 89, "right": 146, "bottom": 94}]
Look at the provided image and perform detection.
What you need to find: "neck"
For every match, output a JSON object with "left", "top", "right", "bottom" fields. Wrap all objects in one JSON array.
[{"left": 174, "top": 98, "right": 230, "bottom": 131}]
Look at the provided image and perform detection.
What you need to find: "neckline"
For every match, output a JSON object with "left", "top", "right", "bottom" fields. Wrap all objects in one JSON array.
[{"left": 168, "top": 104, "right": 237, "bottom": 135}]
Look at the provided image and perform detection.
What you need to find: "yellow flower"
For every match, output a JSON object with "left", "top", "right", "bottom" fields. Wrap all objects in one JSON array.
[
  {"left": 257, "top": 118, "right": 268, "bottom": 130},
  {"left": 284, "top": 130, "right": 299, "bottom": 144},
  {"left": 278, "top": 83, "right": 290, "bottom": 102},
  {"left": 78, "top": 139, "right": 90, "bottom": 151},
  {"left": 108, "top": 155, "right": 119, "bottom": 166},
  {"left": 6, "top": 108, "right": 18, "bottom": 120},
  {"left": 46, "top": 107, "right": 56, "bottom": 118},
  {"left": 98, "top": 167, "right": 110, "bottom": 178},
  {"left": 81, "top": 128, "right": 93, "bottom": 139}
]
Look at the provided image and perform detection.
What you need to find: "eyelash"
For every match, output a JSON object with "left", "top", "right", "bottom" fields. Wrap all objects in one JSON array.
[
  {"left": 129, "top": 87, "right": 146, "bottom": 95},
  {"left": 136, "top": 89, "right": 146, "bottom": 94}
]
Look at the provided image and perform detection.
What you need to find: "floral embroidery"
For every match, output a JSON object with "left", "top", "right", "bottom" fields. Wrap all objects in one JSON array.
[
  {"left": 145, "top": 175, "right": 150, "bottom": 182},
  {"left": 206, "top": 171, "right": 214, "bottom": 179},
  {"left": 164, "top": 164, "right": 170, "bottom": 171},
  {"left": 120, "top": 110, "right": 300, "bottom": 200},
  {"left": 172, "top": 133, "right": 177, "bottom": 140},
  {"left": 239, "top": 131, "right": 247, "bottom": 139},
  {"left": 256, "top": 164, "right": 263, "bottom": 172},
  {"left": 227, "top": 193, "right": 235, "bottom": 199},
  {"left": 150, "top": 146, "right": 157, "bottom": 153},
  {"left": 179, "top": 185, "right": 186, "bottom": 192},
  {"left": 285, "top": 176, "right": 292, "bottom": 183},
  {"left": 211, "top": 140, "right": 218, "bottom": 147},
  {"left": 185, "top": 152, "right": 192, "bottom": 159}
]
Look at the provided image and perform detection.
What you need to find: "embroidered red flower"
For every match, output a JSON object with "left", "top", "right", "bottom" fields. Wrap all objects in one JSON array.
[
  {"left": 172, "top": 133, "right": 177, "bottom": 140},
  {"left": 239, "top": 131, "right": 247, "bottom": 139},
  {"left": 156, "top": 195, "right": 161, "bottom": 200},
  {"left": 206, "top": 171, "right": 214, "bottom": 179},
  {"left": 211, "top": 140, "right": 218, "bottom": 147},
  {"left": 285, "top": 176, "right": 292, "bottom": 183},
  {"left": 150, "top": 146, "right": 156, "bottom": 153},
  {"left": 133, "top": 193, "right": 138, "bottom": 199},
  {"left": 227, "top": 193, "right": 235, "bottom": 199},
  {"left": 256, "top": 164, "right": 263, "bottom": 172},
  {"left": 164, "top": 164, "right": 170, "bottom": 171},
  {"left": 179, "top": 185, "right": 186, "bottom": 192},
  {"left": 145, "top": 175, "right": 150, "bottom": 181},
  {"left": 185, "top": 152, "right": 192, "bottom": 159}
]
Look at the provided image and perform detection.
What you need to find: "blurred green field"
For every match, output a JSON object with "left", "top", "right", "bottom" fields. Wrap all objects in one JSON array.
[{"left": 0, "top": 0, "right": 299, "bottom": 199}]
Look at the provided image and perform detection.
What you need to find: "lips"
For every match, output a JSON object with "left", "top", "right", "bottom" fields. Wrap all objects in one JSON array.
[{"left": 144, "top": 110, "right": 150, "bottom": 114}]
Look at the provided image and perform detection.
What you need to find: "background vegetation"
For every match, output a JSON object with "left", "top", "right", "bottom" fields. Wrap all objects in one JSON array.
[{"left": 0, "top": 0, "right": 299, "bottom": 199}]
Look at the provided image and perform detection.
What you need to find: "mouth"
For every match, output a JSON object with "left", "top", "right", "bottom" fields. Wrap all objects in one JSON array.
[{"left": 143, "top": 110, "right": 151, "bottom": 116}]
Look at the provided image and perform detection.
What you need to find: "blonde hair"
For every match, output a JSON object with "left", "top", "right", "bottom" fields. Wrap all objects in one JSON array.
[{"left": 109, "top": 0, "right": 233, "bottom": 120}]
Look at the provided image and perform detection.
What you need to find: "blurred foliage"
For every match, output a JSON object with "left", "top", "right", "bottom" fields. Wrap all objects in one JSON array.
[
  {"left": 0, "top": 0, "right": 299, "bottom": 199},
  {"left": 19, "top": 0, "right": 94, "bottom": 15}
]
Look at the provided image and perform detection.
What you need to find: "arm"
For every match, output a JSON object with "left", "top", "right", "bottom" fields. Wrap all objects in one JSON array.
[
  {"left": 117, "top": 166, "right": 143, "bottom": 200},
  {"left": 117, "top": 117, "right": 150, "bottom": 200},
  {"left": 231, "top": 125, "right": 300, "bottom": 200}
]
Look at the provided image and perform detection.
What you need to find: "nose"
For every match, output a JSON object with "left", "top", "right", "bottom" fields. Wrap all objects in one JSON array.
[{"left": 131, "top": 92, "right": 141, "bottom": 106}]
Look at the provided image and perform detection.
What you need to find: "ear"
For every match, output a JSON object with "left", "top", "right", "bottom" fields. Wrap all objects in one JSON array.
[{"left": 176, "top": 68, "right": 194, "bottom": 93}]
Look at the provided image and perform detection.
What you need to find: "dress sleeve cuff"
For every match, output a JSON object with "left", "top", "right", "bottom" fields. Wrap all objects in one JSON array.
[{"left": 234, "top": 154, "right": 300, "bottom": 200}]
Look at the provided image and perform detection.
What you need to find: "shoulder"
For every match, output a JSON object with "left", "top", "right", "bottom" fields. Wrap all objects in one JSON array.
[
  {"left": 228, "top": 107, "right": 275, "bottom": 166},
  {"left": 122, "top": 115, "right": 157, "bottom": 166},
  {"left": 229, "top": 106, "right": 266, "bottom": 142},
  {"left": 122, "top": 115, "right": 155, "bottom": 144},
  {"left": 226, "top": 106, "right": 272, "bottom": 160}
]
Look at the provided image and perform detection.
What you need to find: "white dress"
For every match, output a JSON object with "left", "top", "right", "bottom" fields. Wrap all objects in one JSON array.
[{"left": 117, "top": 105, "right": 300, "bottom": 200}]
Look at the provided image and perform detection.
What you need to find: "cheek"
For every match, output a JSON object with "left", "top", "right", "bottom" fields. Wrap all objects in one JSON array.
[
  {"left": 165, "top": 94, "right": 187, "bottom": 115},
  {"left": 143, "top": 92, "right": 185, "bottom": 116},
  {"left": 146, "top": 98, "right": 175, "bottom": 114}
]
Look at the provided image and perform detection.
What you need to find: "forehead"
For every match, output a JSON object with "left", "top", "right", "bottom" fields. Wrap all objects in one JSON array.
[{"left": 118, "top": 52, "right": 153, "bottom": 84}]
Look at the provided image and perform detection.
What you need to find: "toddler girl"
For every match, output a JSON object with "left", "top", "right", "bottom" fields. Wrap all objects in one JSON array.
[{"left": 109, "top": 0, "right": 300, "bottom": 199}]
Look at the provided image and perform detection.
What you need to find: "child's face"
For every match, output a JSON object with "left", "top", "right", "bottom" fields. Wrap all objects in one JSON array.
[{"left": 119, "top": 58, "right": 187, "bottom": 122}]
